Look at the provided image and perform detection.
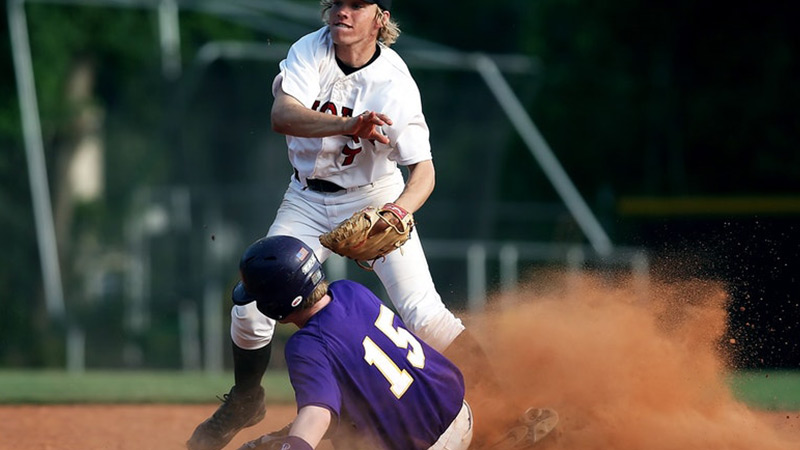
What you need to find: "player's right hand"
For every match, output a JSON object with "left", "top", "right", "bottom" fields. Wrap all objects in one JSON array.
[{"left": 347, "top": 111, "right": 392, "bottom": 144}]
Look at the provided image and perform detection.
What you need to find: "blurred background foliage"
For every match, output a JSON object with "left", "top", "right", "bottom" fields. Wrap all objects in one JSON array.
[{"left": 0, "top": 0, "right": 798, "bottom": 370}]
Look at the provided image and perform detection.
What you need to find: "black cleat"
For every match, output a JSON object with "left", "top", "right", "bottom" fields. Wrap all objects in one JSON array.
[{"left": 186, "top": 386, "right": 266, "bottom": 450}]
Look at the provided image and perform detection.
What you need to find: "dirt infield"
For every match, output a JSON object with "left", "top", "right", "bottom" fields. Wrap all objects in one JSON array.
[
  {"left": 0, "top": 404, "right": 796, "bottom": 450},
  {"left": 2, "top": 272, "right": 799, "bottom": 449},
  {"left": 0, "top": 403, "right": 302, "bottom": 450}
]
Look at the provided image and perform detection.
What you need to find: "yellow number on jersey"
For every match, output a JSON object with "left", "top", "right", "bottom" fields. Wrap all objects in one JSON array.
[{"left": 362, "top": 305, "right": 427, "bottom": 398}]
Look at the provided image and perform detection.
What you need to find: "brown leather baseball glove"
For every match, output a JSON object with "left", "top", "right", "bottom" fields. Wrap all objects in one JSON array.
[{"left": 320, "top": 203, "right": 414, "bottom": 270}]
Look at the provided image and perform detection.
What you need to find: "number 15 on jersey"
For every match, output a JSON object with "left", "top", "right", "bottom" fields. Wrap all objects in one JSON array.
[{"left": 362, "top": 305, "right": 426, "bottom": 399}]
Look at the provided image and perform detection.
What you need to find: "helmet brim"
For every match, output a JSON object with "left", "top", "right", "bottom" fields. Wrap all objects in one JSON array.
[{"left": 231, "top": 281, "right": 256, "bottom": 305}]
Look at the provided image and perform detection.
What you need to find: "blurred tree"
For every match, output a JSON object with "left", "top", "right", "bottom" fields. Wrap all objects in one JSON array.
[{"left": 0, "top": 3, "right": 260, "bottom": 367}]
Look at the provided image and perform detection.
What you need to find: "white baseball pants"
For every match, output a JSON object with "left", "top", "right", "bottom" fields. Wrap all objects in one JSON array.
[{"left": 429, "top": 401, "right": 474, "bottom": 450}]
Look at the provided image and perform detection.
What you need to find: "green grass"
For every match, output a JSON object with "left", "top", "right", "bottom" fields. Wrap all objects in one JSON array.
[
  {"left": 0, "top": 370, "right": 294, "bottom": 404},
  {"left": 0, "top": 369, "right": 798, "bottom": 409},
  {"left": 727, "top": 370, "right": 800, "bottom": 410}
]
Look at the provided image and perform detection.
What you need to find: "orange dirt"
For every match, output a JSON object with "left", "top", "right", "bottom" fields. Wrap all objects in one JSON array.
[
  {"left": 0, "top": 404, "right": 795, "bottom": 450},
  {"left": 0, "top": 403, "right": 325, "bottom": 450},
  {"left": 2, "top": 272, "right": 798, "bottom": 450},
  {"left": 460, "top": 272, "right": 800, "bottom": 449}
]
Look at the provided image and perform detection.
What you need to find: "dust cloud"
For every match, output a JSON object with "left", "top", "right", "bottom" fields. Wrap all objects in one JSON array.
[{"left": 460, "top": 270, "right": 796, "bottom": 450}]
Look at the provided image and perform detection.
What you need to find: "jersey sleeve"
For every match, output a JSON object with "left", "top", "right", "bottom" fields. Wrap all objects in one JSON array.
[
  {"left": 374, "top": 54, "right": 433, "bottom": 166},
  {"left": 274, "top": 29, "right": 326, "bottom": 107},
  {"left": 285, "top": 332, "right": 342, "bottom": 417},
  {"left": 391, "top": 111, "right": 432, "bottom": 166}
]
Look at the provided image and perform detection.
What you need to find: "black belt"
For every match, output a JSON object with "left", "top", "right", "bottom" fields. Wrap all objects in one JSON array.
[
  {"left": 294, "top": 170, "right": 345, "bottom": 193},
  {"left": 306, "top": 178, "right": 345, "bottom": 193}
]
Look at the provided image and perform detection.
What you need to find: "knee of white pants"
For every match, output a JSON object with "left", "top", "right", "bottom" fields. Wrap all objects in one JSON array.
[
  {"left": 374, "top": 237, "right": 464, "bottom": 352},
  {"left": 428, "top": 401, "right": 473, "bottom": 450},
  {"left": 230, "top": 302, "right": 276, "bottom": 350},
  {"left": 409, "top": 308, "right": 465, "bottom": 353}
]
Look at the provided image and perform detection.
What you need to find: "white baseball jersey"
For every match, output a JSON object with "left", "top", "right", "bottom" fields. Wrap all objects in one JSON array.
[{"left": 272, "top": 27, "right": 432, "bottom": 188}]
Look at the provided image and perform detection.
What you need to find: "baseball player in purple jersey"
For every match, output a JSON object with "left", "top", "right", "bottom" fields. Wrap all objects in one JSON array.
[
  {"left": 230, "top": 236, "right": 473, "bottom": 450},
  {"left": 187, "top": 1, "right": 499, "bottom": 449}
]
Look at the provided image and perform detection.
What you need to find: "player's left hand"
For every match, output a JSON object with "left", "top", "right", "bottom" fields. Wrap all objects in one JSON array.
[
  {"left": 370, "top": 202, "right": 404, "bottom": 236},
  {"left": 236, "top": 434, "right": 281, "bottom": 450},
  {"left": 236, "top": 422, "right": 292, "bottom": 450},
  {"left": 319, "top": 203, "right": 414, "bottom": 270},
  {"left": 347, "top": 111, "right": 393, "bottom": 144}
]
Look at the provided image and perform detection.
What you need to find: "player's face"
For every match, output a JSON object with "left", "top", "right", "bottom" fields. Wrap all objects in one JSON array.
[{"left": 328, "top": 0, "right": 383, "bottom": 47}]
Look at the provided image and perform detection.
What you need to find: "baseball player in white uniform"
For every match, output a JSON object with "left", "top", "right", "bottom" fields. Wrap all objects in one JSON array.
[{"left": 187, "top": 1, "right": 491, "bottom": 449}]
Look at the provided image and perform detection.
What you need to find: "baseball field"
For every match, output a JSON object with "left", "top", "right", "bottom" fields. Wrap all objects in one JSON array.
[{"left": 2, "top": 272, "right": 799, "bottom": 449}]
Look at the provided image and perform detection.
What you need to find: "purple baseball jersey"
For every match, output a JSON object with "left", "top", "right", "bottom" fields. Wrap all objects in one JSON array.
[{"left": 285, "top": 280, "right": 465, "bottom": 450}]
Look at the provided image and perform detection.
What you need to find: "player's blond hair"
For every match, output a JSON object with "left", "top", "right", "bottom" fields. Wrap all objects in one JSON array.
[
  {"left": 320, "top": 0, "right": 401, "bottom": 46},
  {"left": 301, "top": 279, "right": 330, "bottom": 309}
]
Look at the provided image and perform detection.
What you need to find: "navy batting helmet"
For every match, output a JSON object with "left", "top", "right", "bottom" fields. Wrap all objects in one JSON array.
[{"left": 231, "top": 236, "right": 325, "bottom": 320}]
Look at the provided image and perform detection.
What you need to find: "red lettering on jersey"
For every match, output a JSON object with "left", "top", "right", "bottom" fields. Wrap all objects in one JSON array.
[
  {"left": 341, "top": 107, "right": 359, "bottom": 165},
  {"left": 319, "top": 101, "right": 337, "bottom": 115},
  {"left": 309, "top": 101, "right": 362, "bottom": 165},
  {"left": 342, "top": 144, "right": 362, "bottom": 166}
]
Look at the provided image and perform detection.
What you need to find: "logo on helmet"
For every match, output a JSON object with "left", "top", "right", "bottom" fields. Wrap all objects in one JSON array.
[
  {"left": 311, "top": 269, "right": 323, "bottom": 285},
  {"left": 291, "top": 295, "right": 303, "bottom": 307},
  {"left": 301, "top": 256, "right": 315, "bottom": 275}
]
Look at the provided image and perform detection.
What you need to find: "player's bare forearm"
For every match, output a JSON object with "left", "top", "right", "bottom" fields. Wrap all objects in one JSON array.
[
  {"left": 393, "top": 160, "right": 435, "bottom": 214},
  {"left": 271, "top": 90, "right": 349, "bottom": 137},
  {"left": 289, "top": 405, "right": 331, "bottom": 448},
  {"left": 271, "top": 89, "right": 391, "bottom": 144}
]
